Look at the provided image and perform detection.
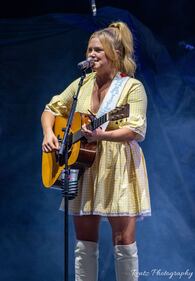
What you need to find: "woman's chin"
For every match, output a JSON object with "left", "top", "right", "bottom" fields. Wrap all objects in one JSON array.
[{"left": 92, "top": 66, "right": 98, "bottom": 71}]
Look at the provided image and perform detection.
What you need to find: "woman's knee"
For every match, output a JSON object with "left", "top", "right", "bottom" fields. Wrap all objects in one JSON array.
[
  {"left": 112, "top": 232, "right": 135, "bottom": 245},
  {"left": 108, "top": 216, "right": 136, "bottom": 245},
  {"left": 73, "top": 215, "right": 101, "bottom": 242}
]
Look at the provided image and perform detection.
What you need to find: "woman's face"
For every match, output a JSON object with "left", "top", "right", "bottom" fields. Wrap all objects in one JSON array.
[{"left": 87, "top": 37, "right": 112, "bottom": 73}]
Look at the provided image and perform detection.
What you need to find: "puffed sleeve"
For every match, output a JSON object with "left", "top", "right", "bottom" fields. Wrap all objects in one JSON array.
[
  {"left": 119, "top": 81, "right": 147, "bottom": 141},
  {"left": 44, "top": 78, "right": 80, "bottom": 116}
]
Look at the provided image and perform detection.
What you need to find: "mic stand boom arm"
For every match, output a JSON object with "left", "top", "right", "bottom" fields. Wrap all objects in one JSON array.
[{"left": 58, "top": 70, "right": 86, "bottom": 281}]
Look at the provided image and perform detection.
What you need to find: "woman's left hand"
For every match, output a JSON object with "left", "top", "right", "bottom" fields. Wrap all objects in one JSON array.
[{"left": 81, "top": 125, "right": 104, "bottom": 142}]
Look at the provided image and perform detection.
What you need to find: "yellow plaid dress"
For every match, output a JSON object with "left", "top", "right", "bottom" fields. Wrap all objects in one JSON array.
[{"left": 45, "top": 72, "right": 151, "bottom": 219}]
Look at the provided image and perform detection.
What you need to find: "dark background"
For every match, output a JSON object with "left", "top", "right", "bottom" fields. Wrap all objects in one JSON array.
[{"left": 1, "top": 0, "right": 194, "bottom": 44}]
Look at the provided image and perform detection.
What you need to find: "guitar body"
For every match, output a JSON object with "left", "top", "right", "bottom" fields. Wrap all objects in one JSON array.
[
  {"left": 42, "top": 104, "right": 129, "bottom": 188},
  {"left": 42, "top": 112, "right": 97, "bottom": 188}
]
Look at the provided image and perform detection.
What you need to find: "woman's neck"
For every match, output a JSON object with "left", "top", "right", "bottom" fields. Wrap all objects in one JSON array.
[{"left": 95, "top": 69, "right": 118, "bottom": 88}]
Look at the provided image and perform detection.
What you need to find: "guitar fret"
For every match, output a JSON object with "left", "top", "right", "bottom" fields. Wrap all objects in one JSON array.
[
  {"left": 96, "top": 118, "right": 101, "bottom": 128},
  {"left": 100, "top": 115, "right": 107, "bottom": 126},
  {"left": 93, "top": 119, "right": 98, "bottom": 130},
  {"left": 72, "top": 113, "right": 108, "bottom": 143}
]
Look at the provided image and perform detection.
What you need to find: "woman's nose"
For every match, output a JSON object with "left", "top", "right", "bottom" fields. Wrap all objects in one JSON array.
[{"left": 89, "top": 49, "right": 96, "bottom": 57}]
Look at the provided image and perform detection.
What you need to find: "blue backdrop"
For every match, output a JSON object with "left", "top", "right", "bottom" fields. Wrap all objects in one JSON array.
[{"left": 0, "top": 7, "right": 194, "bottom": 281}]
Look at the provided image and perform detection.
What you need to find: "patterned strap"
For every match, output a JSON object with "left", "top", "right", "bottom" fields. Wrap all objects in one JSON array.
[{"left": 96, "top": 73, "right": 129, "bottom": 130}]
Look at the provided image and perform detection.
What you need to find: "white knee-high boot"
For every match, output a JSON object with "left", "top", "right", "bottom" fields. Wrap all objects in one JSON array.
[
  {"left": 114, "top": 242, "right": 139, "bottom": 281},
  {"left": 75, "top": 240, "right": 99, "bottom": 281}
]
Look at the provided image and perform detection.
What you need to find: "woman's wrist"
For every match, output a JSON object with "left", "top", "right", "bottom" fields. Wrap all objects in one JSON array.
[
  {"left": 43, "top": 127, "right": 54, "bottom": 136},
  {"left": 99, "top": 128, "right": 137, "bottom": 142},
  {"left": 99, "top": 130, "right": 113, "bottom": 141}
]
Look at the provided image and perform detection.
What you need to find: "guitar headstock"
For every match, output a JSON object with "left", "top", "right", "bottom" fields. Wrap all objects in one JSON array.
[{"left": 108, "top": 104, "right": 129, "bottom": 121}]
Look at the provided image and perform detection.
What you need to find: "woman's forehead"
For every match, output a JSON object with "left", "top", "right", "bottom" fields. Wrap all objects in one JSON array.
[{"left": 88, "top": 37, "right": 103, "bottom": 47}]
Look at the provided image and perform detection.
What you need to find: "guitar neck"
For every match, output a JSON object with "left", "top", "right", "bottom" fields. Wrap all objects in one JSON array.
[{"left": 72, "top": 113, "right": 107, "bottom": 144}]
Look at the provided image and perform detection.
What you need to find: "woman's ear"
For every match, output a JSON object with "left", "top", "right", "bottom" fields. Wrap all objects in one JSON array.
[{"left": 115, "top": 49, "right": 121, "bottom": 59}]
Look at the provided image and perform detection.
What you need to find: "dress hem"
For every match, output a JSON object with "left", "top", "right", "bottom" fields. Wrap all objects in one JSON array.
[{"left": 59, "top": 206, "right": 151, "bottom": 221}]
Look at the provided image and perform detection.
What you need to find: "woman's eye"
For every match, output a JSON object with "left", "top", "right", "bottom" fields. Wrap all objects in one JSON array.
[
  {"left": 95, "top": 48, "right": 103, "bottom": 52},
  {"left": 88, "top": 48, "right": 104, "bottom": 53}
]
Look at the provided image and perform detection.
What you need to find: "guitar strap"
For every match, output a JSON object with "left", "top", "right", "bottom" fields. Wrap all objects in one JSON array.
[{"left": 96, "top": 73, "right": 130, "bottom": 130}]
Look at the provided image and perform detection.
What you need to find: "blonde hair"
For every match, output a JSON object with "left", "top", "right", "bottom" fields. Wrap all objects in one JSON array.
[{"left": 87, "top": 21, "right": 136, "bottom": 76}]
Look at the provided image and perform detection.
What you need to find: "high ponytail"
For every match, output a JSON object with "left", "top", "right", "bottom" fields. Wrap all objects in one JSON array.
[{"left": 109, "top": 22, "right": 136, "bottom": 76}]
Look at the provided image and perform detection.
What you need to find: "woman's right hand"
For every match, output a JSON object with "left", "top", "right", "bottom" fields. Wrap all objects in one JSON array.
[{"left": 42, "top": 130, "right": 59, "bottom": 152}]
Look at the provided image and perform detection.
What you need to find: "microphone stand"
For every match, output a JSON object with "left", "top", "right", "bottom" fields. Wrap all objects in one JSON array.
[{"left": 58, "top": 69, "right": 87, "bottom": 281}]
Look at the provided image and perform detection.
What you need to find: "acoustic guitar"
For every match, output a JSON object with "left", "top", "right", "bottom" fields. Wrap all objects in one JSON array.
[{"left": 42, "top": 104, "right": 129, "bottom": 188}]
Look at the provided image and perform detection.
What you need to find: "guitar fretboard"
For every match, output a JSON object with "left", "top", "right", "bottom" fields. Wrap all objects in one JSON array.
[{"left": 72, "top": 113, "right": 107, "bottom": 144}]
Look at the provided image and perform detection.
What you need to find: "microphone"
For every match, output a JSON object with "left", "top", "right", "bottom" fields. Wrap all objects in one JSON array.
[
  {"left": 51, "top": 169, "right": 79, "bottom": 200},
  {"left": 61, "top": 169, "right": 79, "bottom": 200},
  {"left": 77, "top": 57, "right": 95, "bottom": 70}
]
